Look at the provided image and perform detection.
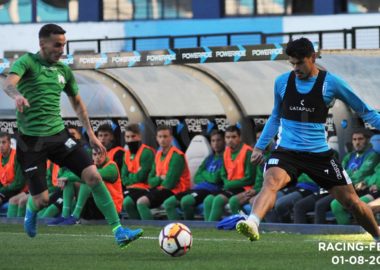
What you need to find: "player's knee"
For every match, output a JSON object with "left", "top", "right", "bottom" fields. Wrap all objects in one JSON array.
[
  {"left": 228, "top": 195, "right": 239, "bottom": 206},
  {"left": 214, "top": 195, "right": 227, "bottom": 207},
  {"left": 36, "top": 197, "right": 49, "bottom": 208},
  {"left": 262, "top": 176, "right": 284, "bottom": 193},
  {"left": 123, "top": 196, "right": 135, "bottom": 208},
  {"left": 8, "top": 196, "right": 18, "bottom": 204},
  {"left": 81, "top": 166, "right": 101, "bottom": 187},
  {"left": 338, "top": 197, "right": 359, "bottom": 212},
  {"left": 180, "top": 195, "right": 194, "bottom": 208},
  {"left": 293, "top": 200, "right": 302, "bottom": 212},
  {"left": 85, "top": 172, "right": 102, "bottom": 187},
  {"left": 136, "top": 196, "right": 149, "bottom": 206},
  {"left": 330, "top": 199, "right": 343, "bottom": 213},
  {"left": 163, "top": 196, "right": 177, "bottom": 210},
  {"left": 203, "top": 195, "right": 214, "bottom": 206}
]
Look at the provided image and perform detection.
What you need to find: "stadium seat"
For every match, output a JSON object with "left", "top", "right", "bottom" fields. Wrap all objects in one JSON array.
[
  {"left": 185, "top": 135, "right": 212, "bottom": 183},
  {"left": 370, "top": 134, "right": 380, "bottom": 153},
  {"left": 327, "top": 135, "right": 339, "bottom": 153}
]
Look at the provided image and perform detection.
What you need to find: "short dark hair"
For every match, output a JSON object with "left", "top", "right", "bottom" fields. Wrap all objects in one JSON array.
[
  {"left": 225, "top": 125, "right": 241, "bottom": 136},
  {"left": 125, "top": 123, "right": 141, "bottom": 135},
  {"left": 352, "top": 128, "right": 372, "bottom": 139},
  {"left": 156, "top": 125, "right": 172, "bottom": 135},
  {"left": 97, "top": 123, "right": 114, "bottom": 134},
  {"left": 66, "top": 124, "right": 80, "bottom": 131},
  {"left": 210, "top": 129, "right": 224, "bottom": 139},
  {"left": 285, "top": 37, "right": 315, "bottom": 59},
  {"left": 39, "top": 24, "right": 66, "bottom": 39},
  {"left": 0, "top": 132, "right": 11, "bottom": 141}
]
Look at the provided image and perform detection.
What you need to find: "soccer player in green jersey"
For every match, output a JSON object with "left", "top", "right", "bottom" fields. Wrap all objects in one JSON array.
[{"left": 2, "top": 23, "right": 143, "bottom": 248}]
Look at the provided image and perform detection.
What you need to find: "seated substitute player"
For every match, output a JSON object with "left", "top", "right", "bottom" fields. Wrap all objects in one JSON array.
[
  {"left": 203, "top": 125, "right": 255, "bottom": 221},
  {"left": 329, "top": 129, "right": 379, "bottom": 224},
  {"left": 0, "top": 132, "right": 27, "bottom": 211},
  {"left": 53, "top": 148, "right": 123, "bottom": 225},
  {"left": 163, "top": 129, "right": 225, "bottom": 220},
  {"left": 136, "top": 125, "right": 191, "bottom": 220},
  {"left": 97, "top": 123, "right": 125, "bottom": 171},
  {"left": 121, "top": 123, "right": 155, "bottom": 219},
  {"left": 236, "top": 37, "right": 380, "bottom": 242},
  {"left": 331, "top": 160, "right": 380, "bottom": 225},
  {"left": 229, "top": 125, "right": 273, "bottom": 215},
  {"left": 2, "top": 23, "right": 142, "bottom": 247}
]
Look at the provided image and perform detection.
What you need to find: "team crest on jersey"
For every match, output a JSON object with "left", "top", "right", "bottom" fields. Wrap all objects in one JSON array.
[
  {"left": 65, "top": 138, "right": 77, "bottom": 149},
  {"left": 58, "top": 74, "right": 66, "bottom": 84}
]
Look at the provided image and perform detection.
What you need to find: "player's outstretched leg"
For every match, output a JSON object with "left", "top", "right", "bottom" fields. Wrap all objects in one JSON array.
[
  {"left": 236, "top": 219, "right": 260, "bottom": 241},
  {"left": 24, "top": 208, "right": 38, "bottom": 238},
  {"left": 82, "top": 166, "right": 144, "bottom": 248},
  {"left": 113, "top": 225, "right": 144, "bottom": 249},
  {"left": 24, "top": 196, "right": 43, "bottom": 238},
  {"left": 236, "top": 167, "right": 290, "bottom": 241}
]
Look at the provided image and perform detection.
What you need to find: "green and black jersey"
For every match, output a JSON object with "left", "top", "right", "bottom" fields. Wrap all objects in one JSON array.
[{"left": 10, "top": 52, "right": 79, "bottom": 136}]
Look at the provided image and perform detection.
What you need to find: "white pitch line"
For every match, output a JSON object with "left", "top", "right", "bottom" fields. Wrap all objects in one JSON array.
[
  {"left": 0, "top": 231, "right": 354, "bottom": 243},
  {"left": 0, "top": 232, "right": 371, "bottom": 243},
  {"left": 0, "top": 232, "right": 250, "bottom": 242}
]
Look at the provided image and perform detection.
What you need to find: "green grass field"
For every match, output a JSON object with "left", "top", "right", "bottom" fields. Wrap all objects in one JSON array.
[{"left": 1, "top": 223, "right": 379, "bottom": 270}]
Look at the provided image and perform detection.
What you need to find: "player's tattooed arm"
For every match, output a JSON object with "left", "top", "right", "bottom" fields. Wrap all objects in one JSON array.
[
  {"left": 69, "top": 94, "right": 107, "bottom": 154},
  {"left": 3, "top": 74, "right": 30, "bottom": 112},
  {"left": 4, "top": 83, "right": 21, "bottom": 98},
  {"left": 68, "top": 95, "right": 91, "bottom": 132},
  {"left": 3, "top": 74, "right": 21, "bottom": 98}
]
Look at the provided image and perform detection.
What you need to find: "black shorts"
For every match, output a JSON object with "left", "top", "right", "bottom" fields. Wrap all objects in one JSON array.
[
  {"left": 145, "top": 188, "right": 174, "bottom": 208},
  {"left": 265, "top": 147, "right": 351, "bottom": 190},
  {"left": 175, "top": 189, "right": 217, "bottom": 205},
  {"left": 124, "top": 188, "right": 149, "bottom": 202},
  {"left": 16, "top": 129, "right": 93, "bottom": 196}
]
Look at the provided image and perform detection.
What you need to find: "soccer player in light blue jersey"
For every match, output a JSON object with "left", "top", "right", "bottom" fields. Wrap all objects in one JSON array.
[{"left": 236, "top": 37, "right": 380, "bottom": 242}]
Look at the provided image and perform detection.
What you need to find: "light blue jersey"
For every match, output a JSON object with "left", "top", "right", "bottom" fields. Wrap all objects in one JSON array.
[{"left": 256, "top": 71, "right": 380, "bottom": 153}]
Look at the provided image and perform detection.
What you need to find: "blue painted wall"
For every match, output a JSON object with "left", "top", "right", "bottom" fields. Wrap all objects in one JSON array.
[
  {"left": 125, "top": 17, "right": 283, "bottom": 37},
  {"left": 123, "top": 17, "right": 283, "bottom": 50}
]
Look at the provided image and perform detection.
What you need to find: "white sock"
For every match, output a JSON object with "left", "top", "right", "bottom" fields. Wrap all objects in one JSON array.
[{"left": 247, "top": 213, "right": 261, "bottom": 226}]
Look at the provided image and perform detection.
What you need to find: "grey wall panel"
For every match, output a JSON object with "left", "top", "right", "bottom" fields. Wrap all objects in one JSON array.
[
  {"left": 199, "top": 61, "right": 292, "bottom": 116},
  {"left": 105, "top": 66, "right": 225, "bottom": 116},
  {"left": 318, "top": 54, "right": 380, "bottom": 110},
  {"left": 60, "top": 71, "right": 127, "bottom": 118}
]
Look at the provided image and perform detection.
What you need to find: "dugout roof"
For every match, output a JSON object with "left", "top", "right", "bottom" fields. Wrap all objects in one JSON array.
[{"left": 318, "top": 54, "right": 380, "bottom": 111}]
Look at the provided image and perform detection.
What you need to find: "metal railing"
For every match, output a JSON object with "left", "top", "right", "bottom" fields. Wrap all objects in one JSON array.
[{"left": 66, "top": 25, "right": 380, "bottom": 54}]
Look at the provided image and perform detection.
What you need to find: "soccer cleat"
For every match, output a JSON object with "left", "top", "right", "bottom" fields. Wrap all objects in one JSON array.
[
  {"left": 24, "top": 209, "right": 37, "bottom": 238},
  {"left": 113, "top": 226, "right": 144, "bottom": 249},
  {"left": 58, "top": 215, "right": 79, "bottom": 225},
  {"left": 47, "top": 216, "right": 66, "bottom": 226},
  {"left": 236, "top": 219, "right": 260, "bottom": 241}
]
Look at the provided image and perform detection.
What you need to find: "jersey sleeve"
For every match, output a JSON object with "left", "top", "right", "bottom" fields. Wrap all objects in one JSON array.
[
  {"left": 63, "top": 67, "right": 79, "bottom": 96},
  {"left": 255, "top": 75, "right": 284, "bottom": 150},
  {"left": 9, "top": 54, "right": 32, "bottom": 78}
]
